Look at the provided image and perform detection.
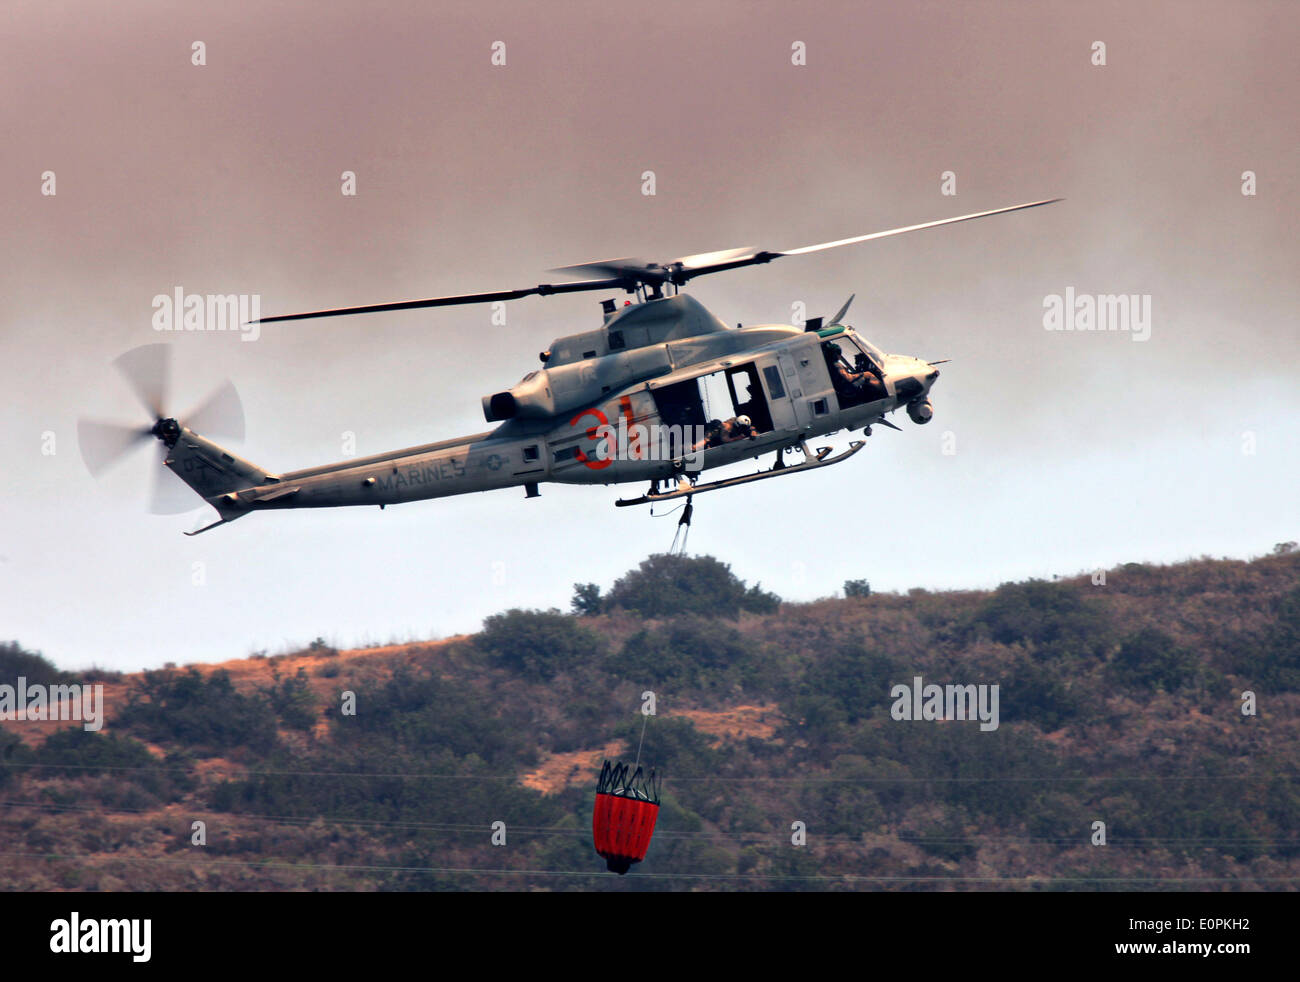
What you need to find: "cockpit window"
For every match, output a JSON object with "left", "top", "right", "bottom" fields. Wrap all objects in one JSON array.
[
  {"left": 822, "top": 335, "right": 888, "bottom": 409},
  {"left": 845, "top": 334, "right": 886, "bottom": 372}
]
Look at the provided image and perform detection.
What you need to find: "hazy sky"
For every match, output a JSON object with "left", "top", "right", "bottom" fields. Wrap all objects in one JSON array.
[{"left": 2, "top": 1, "right": 1296, "bottom": 671}]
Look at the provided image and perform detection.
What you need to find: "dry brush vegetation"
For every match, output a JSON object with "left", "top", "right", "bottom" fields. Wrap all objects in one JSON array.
[{"left": 1, "top": 548, "right": 1297, "bottom": 891}]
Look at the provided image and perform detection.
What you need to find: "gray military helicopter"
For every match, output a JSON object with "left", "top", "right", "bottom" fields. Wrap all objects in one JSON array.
[{"left": 78, "top": 199, "right": 1059, "bottom": 534}]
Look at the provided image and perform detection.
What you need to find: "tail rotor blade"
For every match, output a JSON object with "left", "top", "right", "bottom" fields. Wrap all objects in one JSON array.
[
  {"left": 112, "top": 344, "right": 171, "bottom": 421},
  {"left": 76, "top": 419, "right": 152, "bottom": 477},
  {"left": 149, "top": 456, "right": 200, "bottom": 514},
  {"left": 182, "top": 379, "right": 244, "bottom": 441}
]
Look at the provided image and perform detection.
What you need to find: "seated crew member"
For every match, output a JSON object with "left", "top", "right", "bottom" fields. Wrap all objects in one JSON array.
[
  {"left": 824, "top": 342, "right": 868, "bottom": 391},
  {"left": 852, "top": 352, "right": 888, "bottom": 400}
]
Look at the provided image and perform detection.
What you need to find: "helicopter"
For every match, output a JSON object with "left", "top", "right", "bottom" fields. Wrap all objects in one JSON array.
[{"left": 78, "top": 198, "right": 1060, "bottom": 535}]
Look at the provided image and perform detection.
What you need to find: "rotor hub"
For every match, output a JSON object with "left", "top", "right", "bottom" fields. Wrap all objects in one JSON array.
[{"left": 151, "top": 417, "right": 181, "bottom": 447}]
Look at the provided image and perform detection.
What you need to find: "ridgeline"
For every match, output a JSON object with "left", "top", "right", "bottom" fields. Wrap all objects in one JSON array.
[{"left": 2, "top": 548, "right": 1297, "bottom": 891}]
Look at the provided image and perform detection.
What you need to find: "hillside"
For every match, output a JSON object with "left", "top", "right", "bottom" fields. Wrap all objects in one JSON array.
[{"left": 2, "top": 550, "right": 1298, "bottom": 891}]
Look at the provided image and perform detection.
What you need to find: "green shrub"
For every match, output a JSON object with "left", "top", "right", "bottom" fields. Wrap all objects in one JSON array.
[
  {"left": 339, "top": 667, "right": 526, "bottom": 766},
  {"left": 36, "top": 728, "right": 156, "bottom": 770},
  {"left": 1001, "top": 654, "right": 1096, "bottom": 728},
  {"left": 781, "top": 644, "right": 902, "bottom": 743},
  {"left": 571, "top": 583, "right": 603, "bottom": 616},
  {"left": 32, "top": 730, "right": 195, "bottom": 802},
  {"left": 265, "top": 668, "right": 317, "bottom": 730},
  {"left": 0, "top": 641, "right": 74, "bottom": 687},
  {"left": 604, "top": 554, "right": 779, "bottom": 619},
  {"left": 968, "top": 580, "right": 1111, "bottom": 660},
  {"left": 0, "top": 729, "right": 30, "bottom": 789},
  {"left": 1220, "top": 586, "right": 1300, "bottom": 690},
  {"left": 119, "top": 668, "right": 278, "bottom": 753},
  {"left": 611, "top": 616, "right": 760, "bottom": 692},
  {"left": 1108, "top": 628, "right": 1201, "bottom": 692},
  {"left": 844, "top": 579, "right": 871, "bottom": 598},
  {"left": 477, "top": 609, "right": 604, "bottom": 681}
]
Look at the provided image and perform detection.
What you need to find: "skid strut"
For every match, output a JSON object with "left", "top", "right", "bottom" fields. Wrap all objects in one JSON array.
[{"left": 616, "top": 439, "right": 865, "bottom": 507}]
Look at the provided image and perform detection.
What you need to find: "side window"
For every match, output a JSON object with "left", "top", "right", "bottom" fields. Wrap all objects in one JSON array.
[{"left": 762, "top": 364, "right": 786, "bottom": 400}]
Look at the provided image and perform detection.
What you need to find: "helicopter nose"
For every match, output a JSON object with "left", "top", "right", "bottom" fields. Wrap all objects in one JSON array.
[
  {"left": 902, "top": 366, "right": 938, "bottom": 401},
  {"left": 912, "top": 366, "right": 939, "bottom": 393}
]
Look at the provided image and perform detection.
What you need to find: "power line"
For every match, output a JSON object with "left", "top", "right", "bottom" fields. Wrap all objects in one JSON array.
[
  {"left": 1, "top": 851, "right": 1294, "bottom": 884},
  {"left": 1, "top": 759, "right": 1287, "bottom": 784},
  {"left": 2, "top": 799, "right": 1293, "bottom": 848}
]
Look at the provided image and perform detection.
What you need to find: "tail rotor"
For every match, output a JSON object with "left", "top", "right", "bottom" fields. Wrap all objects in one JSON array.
[{"left": 77, "top": 343, "right": 245, "bottom": 513}]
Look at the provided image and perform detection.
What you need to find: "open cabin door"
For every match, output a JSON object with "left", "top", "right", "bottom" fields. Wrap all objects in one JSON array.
[{"left": 650, "top": 360, "right": 781, "bottom": 437}]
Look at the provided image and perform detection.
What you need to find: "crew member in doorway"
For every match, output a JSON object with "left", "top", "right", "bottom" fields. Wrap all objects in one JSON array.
[
  {"left": 694, "top": 415, "right": 759, "bottom": 452},
  {"left": 720, "top": 415, "right": 758, "bottom": 442}
]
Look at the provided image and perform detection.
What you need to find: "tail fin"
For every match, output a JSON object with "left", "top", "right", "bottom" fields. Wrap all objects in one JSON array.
[{"left": 164, "top": 426, "right": 274, "bottom": 523}]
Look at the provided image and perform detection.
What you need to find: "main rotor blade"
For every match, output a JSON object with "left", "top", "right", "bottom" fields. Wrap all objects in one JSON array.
[
  {"left": 77, "top": 419, "right": 152, "bottom": 477},
  {"left": 779, "top": 198, "right": 1063, "bottom": 257},
  {"left": 674, "top": 246, "right": 761, "bottom": 270},
  {"left": 182, "top": 379, "right": 244, "bottom": 441},
  {"left": 254, "top": 277, "right": 628, "bottom": 323},
  {"left": 550, "top": 257, "right": 656, "bottom": 280},
  {"left": 828, "top": 293, "right": 855, "bottom": 326},
  {"left": 112, "top": 343, "right": 171, "bottom": 420},
  {"left": 254, "top": 198, "right": 1061, "bottom": 322},
  {"left": 551, "top": 248, "right": 761, "bottom": 283},
  {"left": 674, "top": 198, "right": 1063, "bottom": 283}
]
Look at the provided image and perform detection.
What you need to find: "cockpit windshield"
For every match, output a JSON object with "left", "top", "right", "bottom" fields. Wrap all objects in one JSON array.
[
  {"left": 846, "top": 333, "right": 886, "bottom": 372},
  {"left": 832, "top": 333, "right": 884, "bottom": 374}
]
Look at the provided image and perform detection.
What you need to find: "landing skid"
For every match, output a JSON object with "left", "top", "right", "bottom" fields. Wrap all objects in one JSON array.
[
  {"left": 615, "top": 439, "right": 866, "bottom": 507},
  {"left": 184, "top": 515, "right": 242, "bottom": 536}
]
